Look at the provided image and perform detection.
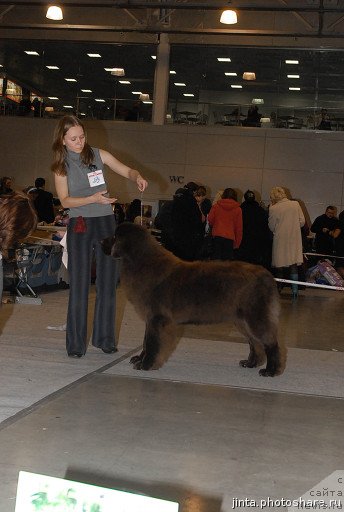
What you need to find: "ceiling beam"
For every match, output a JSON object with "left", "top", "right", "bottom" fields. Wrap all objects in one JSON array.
[{"left": 0, "top": 23, "right": 340, "bottom": 37}]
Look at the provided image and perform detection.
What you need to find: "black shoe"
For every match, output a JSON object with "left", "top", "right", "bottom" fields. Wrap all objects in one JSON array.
[
  {"left": 101, "top": 347, "right": 118, "bottom": 354},
  {"left": 68, "top": 352, "right": 83, "bottom": 358}
]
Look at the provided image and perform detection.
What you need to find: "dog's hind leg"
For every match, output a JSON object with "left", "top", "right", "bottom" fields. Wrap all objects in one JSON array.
[
  {"left": 235, "top": 320, "right": 266, "bottom": 368},
  {"left": 132, "top": 315, "right": 178, "bottom": 371}
]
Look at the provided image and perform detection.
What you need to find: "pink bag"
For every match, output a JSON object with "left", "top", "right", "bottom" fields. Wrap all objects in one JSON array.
[{"left": 317, "top": 259, "right": 344, "bottom": 287}]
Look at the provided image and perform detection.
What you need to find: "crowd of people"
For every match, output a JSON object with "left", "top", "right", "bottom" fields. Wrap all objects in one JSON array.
[{"left": 153, "top": 182, "right": 344, "bottom": 298}]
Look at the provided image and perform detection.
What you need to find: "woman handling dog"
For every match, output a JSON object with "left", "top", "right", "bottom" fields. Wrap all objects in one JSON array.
[{"left": 51, "top": 115, "right": 148, "bottom": 357}]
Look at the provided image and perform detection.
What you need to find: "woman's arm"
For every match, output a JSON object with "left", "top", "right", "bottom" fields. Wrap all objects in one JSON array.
[
  {"left": 54, "top": 174, "right": 116, "bottom": 209},
  {"left": 99, "top": 149, "right": 148, "bottom": 192}
]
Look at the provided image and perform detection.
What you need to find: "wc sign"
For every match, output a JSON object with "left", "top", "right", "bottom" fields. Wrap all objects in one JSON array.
[{"left": 169, "top": 176, "right": 184, "bottom": 184}]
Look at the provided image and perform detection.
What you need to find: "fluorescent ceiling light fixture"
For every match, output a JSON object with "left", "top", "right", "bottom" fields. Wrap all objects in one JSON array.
[
  {"left": 80, "top": 113, "right": 86, "bottom": 116},
  {"left": 46, "top": 5, "right": 63, "bottom": 20},
  {"left": 48, "top": 96, "right": 59, "bottom": 100},
  {"left": 151, "top": 55, "right": 157, "bottom": 60},
  {"left": 139, "top": 93, "right": 150, "bottom": 101},
  {"left": 231, "top": 85, "right": 242, "bottom": 89},
  {"left": 87, "top": 53, "right": 101, "bottom": 58},
  {"left": 65, "top": 78, "right": 77, "bottom": 82},
  {"left": 287, "top": 74, "right": 300, "bottom": 78},
  {"left": 225, "top": 72, "right": 237, "bottom": 76},
  {"left": 143, "top": 101, "right": 153, "bottom": 104},
  {"left": 81, "top": 89, "right": 92, "bottom": 92},
  {"left": 174, "top": 82, "right": 186, "bottom": 86},
  {"left": 119, "top": 80, "right": 131, "bottom": 84},
  {"left": 220, "top": 9, "right": 237, "bottom": 24},
  {"left": 63, "top": 105, "right": 73, "bottom": 108},
  {"left": 95, "top": 98, "right": 105, "bottom": 102},
  {"left": 252, "top": 98, "right": 264, "bottom": 104},
  {"left": 0, "top": 64, "right": 3, "bottom": 67},
  {"left": 289, "top": 87, "right": 301, "bottom": 91},
  {"left": 285, "top": 60, "right": 299, "bottom": 64},
  {"left": 25, "top": 51, "right": 39, "bottom": 56},
  {"left": 46, "top": 65, "right": 59, "bottom": 69},
  {"left": 183, "top": 94, "right": 195, "bottom": 97},
  {"left": 132, "top": 91, "right": 142, "bottom": 95},
  {"left": 170, "top": 70, "right": 176, "bottom": 74},
  {"left": 243, "top": 71, "right": 256, "bottom": 80},
  {"left": 217, "top": 57, "right": 231, "bottom": 62},
  {"left": 111, "top": 68, "right": 125, "bottom": 76}
]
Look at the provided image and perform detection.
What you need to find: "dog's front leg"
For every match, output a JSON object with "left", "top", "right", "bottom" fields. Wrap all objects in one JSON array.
[{"left": 132, "top": 315, "right": 176, "bottom": 371}]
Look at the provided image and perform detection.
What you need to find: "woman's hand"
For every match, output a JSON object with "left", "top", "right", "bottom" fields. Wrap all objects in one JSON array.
[
  {"left": 136, "top": 176, "right": 148, "bottom": 192},
  {"left": 92, "top": 190, "right": 117, "bottom": 204}
]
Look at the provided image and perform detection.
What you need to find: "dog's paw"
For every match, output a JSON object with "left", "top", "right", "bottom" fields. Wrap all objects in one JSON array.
[
  {"left": 239, "top": 359, "right": 257, "bottom": 368},
  {"left": 259, "top": 368, "right": 275, "bottom": 377},
  {"left": 130, "top": 354, "right": 142, "bottom": 365}
]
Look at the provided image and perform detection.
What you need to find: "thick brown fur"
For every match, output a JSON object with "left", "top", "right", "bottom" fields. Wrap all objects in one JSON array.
[{"left": 102, "top": 223, "right": 286, "bottom": 377}]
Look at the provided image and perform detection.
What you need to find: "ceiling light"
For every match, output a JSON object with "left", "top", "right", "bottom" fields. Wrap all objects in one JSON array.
[
  {"left": 87, "top": 53, "right": 101, "bottom": 58},
  {"left": 132, "top": 91, "right": 142, "bottom": 95},
  {"left": 111, "top": 68, "right": 125, "bottom": 76},
  {"left": 63, "top": 105, "right": 73, "bottom": 108},
  {"left": 48, "top": 96, "right": 59, "bottom": 100},
  {"left": 220, "top": 10, "right": 237, "bottom": 24},
  {"left": 143, "top": 101, "right": 153, "bottom": 104},
  {"left": 81, "top": 89, "right": 92, "bottom": 92},
  {"left": 231, "top": 85, "right": 242, "bottom": 89},
  {"left": 139, "top": 93, "right": 150, "bottom": 101},
  {"left": 95, "top": 99, "right": 105, "bottom": 102},
  {"left": 287, "top": 74, "right": 300, "bottom": 79},
  {"left": 170, "top": 70, "right": 176, "bottom": 74},
  {"left": 119, "top": 80, "right": 131, "bottom": 84},
  {"left": 174, "top": 83, "right": 186, "bottom": 86},
  {"left": 225, "top": 72, "right": 237, "bottom": 76},
  {"left": 289, "top": 87, "right": 301, "bottom": 91},
  {"left": 252, "top": 98, "right": 264, "bottom": 104},
  {"left": 151, "top": 55, "right": 157, "bottom": 60},
  {"left": 25, "top": 51, "right": 39, "bottom": 56},
  {"left": 65, "top": 78, "right": 77, "bottom": 82},
  {"left": 0, "top": 65, "right": 3, "bottom": 67},
  {"left": 46, "top": 5, "right": 63, "bottom": 20},
  {"left": 285, "top": 60, "right": 299, "bottom": 64},
  {"left": 243, "top": 72, "right": 256, "bottom": 81},
  {"left": 46, "top": 65, "right": 59, "bottom": 69},
  {"left": 183, "top": 94, "right": 195, "bottom": 97},
  {"left": 218, "top": 57, "right": 231, "bottom": 62}
]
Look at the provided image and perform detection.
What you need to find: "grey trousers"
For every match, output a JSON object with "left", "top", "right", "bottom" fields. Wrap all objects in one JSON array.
[{"left": 66, "top": 215, "right": 118, "bottom": 355}]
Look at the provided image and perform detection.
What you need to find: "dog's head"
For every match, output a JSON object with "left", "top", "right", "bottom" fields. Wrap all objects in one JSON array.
[{"left": 101, "top": 222, "right": 149, "bottom": 258}]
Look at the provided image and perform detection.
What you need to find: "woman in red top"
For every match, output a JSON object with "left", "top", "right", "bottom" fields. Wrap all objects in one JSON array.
[{"left": 208, "top": 188, "right": 243, "bottom": 260}]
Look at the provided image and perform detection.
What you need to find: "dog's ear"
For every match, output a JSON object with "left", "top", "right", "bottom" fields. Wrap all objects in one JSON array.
[{"left": 101, "top": 236, "right": 115, "bottom": 256}]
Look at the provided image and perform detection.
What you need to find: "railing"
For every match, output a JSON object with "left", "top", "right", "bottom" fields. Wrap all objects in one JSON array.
[{"left": 1, "top": 94, "right": 344, "bottom": 132}]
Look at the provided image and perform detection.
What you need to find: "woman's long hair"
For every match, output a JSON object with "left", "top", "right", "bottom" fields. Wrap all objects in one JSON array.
[
  {"left": 51, "top": 115, "right": 94, "bottom": 176},
  {"left": 0, "top": 193, "right": 37, "bottom": 256}
]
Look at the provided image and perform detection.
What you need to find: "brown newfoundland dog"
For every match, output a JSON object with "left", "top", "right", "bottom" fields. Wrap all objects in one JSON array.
[{"left": 102, "top": 223, "right": 286, "bottom": 377}]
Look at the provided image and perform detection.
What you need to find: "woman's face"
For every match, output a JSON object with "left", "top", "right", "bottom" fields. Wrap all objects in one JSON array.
[{"left": 63, "top": 125, "right": 85, "bottom": 153}]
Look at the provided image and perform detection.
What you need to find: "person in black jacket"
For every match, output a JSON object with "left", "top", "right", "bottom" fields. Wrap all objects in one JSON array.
[
  {"left": 310, "top": 206, "right": 340, "bottom": 256},
  {"left": 33, "top": 177, "right": 55, "bottom": 223},
  {"left": 170, "top": 182, "right": 204, "bottom": 261},
  {"left": 237, "top": 190, "right": 272, "bottom": 268}
]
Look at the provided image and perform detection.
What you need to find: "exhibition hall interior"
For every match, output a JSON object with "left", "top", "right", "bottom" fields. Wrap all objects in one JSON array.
[{"left": 0, "top": 2, "right": 344, "bottom": 511}]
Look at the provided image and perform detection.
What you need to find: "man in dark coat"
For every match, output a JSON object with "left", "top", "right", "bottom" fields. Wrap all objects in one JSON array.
[
  {"left": 33, "top": 177, "right": 55, "bottom": 223},
  {"left": 237, "top": 190, "right": 272, "bottom": 268},
  {"left": 170, "top": 182, "right": 204, "bottom": 261},
  {"left": 311, "top": 206, "right": 340, "bottom": 256}
]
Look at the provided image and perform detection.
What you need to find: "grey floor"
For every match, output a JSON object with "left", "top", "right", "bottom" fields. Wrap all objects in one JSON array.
[{"left": 0, "top": 285, "right": 344, "bottom": 511}]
